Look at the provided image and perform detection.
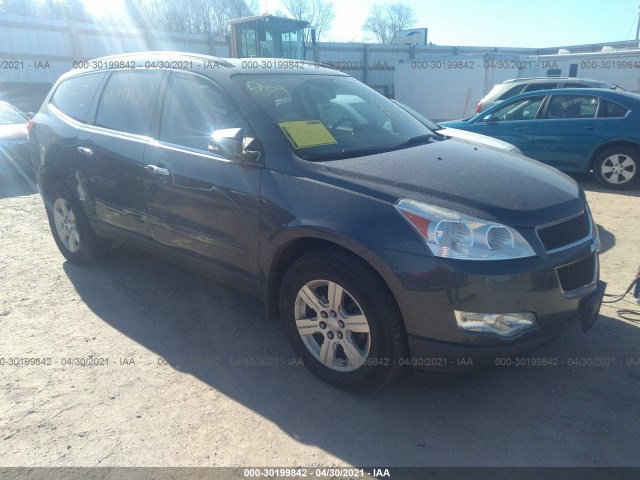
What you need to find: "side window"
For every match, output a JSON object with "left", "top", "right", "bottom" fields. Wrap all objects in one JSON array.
[
  {"left": 95, "top": 71, "right": 162, "bottom": 135},
  {"left": 523, "top": 82, "right": 558, "bottom": 93},
  {"left": 50, "top": 73, "right": 106, "bottom": 122},
  {"left": 160, "top": 73, "right": 245, "bottom": 152},
  {"left": 598, "top": 99, "right": 630, "bottom": 118},
  {"left": 483, "top": 96, "right": 544, "bottom": 122},
  {"left": 563, "top": 83, "right": 586, "bottom": 88},
  {"left": 544, "top": 95, "right": 598, "bottom": 119}
]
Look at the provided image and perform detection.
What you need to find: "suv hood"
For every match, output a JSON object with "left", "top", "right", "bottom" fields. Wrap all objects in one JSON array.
[{"left": 321, "top": 139, "right": 584, "bottom": 228}]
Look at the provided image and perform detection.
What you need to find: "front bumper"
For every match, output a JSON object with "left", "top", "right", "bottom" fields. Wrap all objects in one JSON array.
[
  {"left": 362, "top": 240, "right": 604, "bottom": 373},
  {"left": 407, "top": 280, "right": 605, "bottom": 373}
]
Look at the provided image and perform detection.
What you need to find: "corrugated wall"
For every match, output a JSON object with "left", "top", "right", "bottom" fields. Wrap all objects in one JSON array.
[
  {"left": 0, "top": 13, "right": 544, "bottom": 92},
  {"left": 2, "top": 12, "right": 634, "bottom": 108}
]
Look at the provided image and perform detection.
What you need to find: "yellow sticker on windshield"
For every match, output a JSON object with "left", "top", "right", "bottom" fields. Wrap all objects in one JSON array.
[{"left": 278, "top": 121, "right": 338, "bottom": 149}]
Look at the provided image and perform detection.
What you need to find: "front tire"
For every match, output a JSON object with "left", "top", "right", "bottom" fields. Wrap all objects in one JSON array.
[
  {"left": 593, "top": 147, "right": 638, "bottom": 189},
  {"left": 45, "top": 183, "right": 111, "bottom": 265},
  {"left": 280, "top": 248, "right": 405, "bottom": 393}
]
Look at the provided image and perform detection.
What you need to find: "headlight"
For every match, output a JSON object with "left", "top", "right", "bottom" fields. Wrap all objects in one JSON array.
[{"left": 395, "top": 199, "right": 536, "bottom": 261}]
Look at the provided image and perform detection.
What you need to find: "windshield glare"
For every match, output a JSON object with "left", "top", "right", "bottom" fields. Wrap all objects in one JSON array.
[{"left": 236, "top": 74, "right": 434, "bottom": 160}]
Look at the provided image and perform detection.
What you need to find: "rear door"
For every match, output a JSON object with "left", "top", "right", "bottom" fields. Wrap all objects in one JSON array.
[
  {"left": 530, "top": 93, "right": 605, "bottom": 171},
  {"left": 32, "top": 72, "right": 106, "bottom": 189},
  {"left": 142, "top": 71, "right": 263, "bottom": 283},
  {"left": 76, "top": 70, "right": 163, "bottom": 237}
]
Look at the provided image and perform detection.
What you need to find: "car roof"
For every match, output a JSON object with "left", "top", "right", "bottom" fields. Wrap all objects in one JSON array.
[
  {"left": 57, "top": 51, "right": 346, "bottom": 83},
  {"left": 501, "top": 77, "right": 613, "bottom": 85},
  {"left": 501, "top": 87, "right": 640, "bottom": 101},
  {"left": 479, "top": 88, "right": 640, "bottom": 116}
]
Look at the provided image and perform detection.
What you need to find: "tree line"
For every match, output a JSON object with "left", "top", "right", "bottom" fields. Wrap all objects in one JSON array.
[{"left": 0, "top": 0, "right": 420, "bottom": 43}]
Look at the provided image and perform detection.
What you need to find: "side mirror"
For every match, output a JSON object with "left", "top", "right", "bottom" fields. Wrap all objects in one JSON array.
[
  {"left": 208, "top": 128, "right": 262, "bottom": 163},
  {"left": 483, "top": 115, "right": 498, "bottom": 123},
  {"left": 209, "top": 128, "right": 243, "bottom": 158}
]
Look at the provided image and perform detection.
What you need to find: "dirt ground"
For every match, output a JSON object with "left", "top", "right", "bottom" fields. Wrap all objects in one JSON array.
[{"left": 1, "top": 165, "right": 639, "bottom": 469}]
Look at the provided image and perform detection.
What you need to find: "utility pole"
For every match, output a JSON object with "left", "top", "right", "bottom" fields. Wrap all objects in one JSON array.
[{"left": 636, "top": 3, "right": 640, "bottom": 41}]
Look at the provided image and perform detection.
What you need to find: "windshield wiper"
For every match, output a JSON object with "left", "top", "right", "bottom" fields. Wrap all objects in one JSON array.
[
  {"left": 300, "top": 146, "right": 397, "bottom": 161},
  {"left": 299, "top": 134, "right": 439, "bottom": 161},
  {"left": 388, "top": 133, "right": 439, "bottom": 149}
]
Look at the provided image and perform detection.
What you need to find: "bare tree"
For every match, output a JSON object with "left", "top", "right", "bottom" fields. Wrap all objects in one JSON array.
[
  {"left": 0, "top": 0, "right": 35, "bottom": 16},
  {"left": 362, "top": 2, "right": 416, "bottom": 44},
  {"left": 1, "top": 0, "right": 92, "bottom": 21},
  {"left": 282, "top": 0, "right": 335, "bottom": 41},
  {"left": 137, "top": 0, "right": 256, "bottom": 34},
  {"left": 212, "top": 0, "right": 257, "bottom": 35}
]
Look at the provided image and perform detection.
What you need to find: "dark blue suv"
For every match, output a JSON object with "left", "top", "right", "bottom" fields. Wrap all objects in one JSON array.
[{"left": 29, "top": 53, "right": 605, "bottom": 391}]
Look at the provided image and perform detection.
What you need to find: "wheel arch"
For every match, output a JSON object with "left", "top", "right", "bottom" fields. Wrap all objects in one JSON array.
[
  {"left": 589, "top": 140, "right": 640, "bottom": 170},
  {"left": 39, "top": 169, "right": 70, "bottom": 210},
  {"left": 264, "top": 236, "right": 406, "bottom": 340}
]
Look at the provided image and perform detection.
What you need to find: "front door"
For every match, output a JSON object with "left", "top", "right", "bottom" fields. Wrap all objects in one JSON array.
[
  {"left": 143, "top": 71, "right": 263, "bottom": 280},
  {"left": 468, "top": 95, "right": 545, "bottom": 158}
]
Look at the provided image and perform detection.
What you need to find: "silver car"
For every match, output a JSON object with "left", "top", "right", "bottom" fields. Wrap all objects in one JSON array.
[{"left": 476, "top": 77, "right": 618, "bottom": 113}]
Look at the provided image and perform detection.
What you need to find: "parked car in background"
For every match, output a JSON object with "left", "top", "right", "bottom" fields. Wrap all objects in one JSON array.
[
  {"left": 443, "top": 88, "right": 640, "bottom": 189},
  {"left": 391, "top": 99, "right": 522, "bottom": 154},
  {"left": 476, "top": 77, "right": 618, "bottom": 113},
  {"left": 29, "top": 52, "right": 605, "bottom": 391},
  {"left": 0, "top": 101, "right": 30, "bottom": 171}
]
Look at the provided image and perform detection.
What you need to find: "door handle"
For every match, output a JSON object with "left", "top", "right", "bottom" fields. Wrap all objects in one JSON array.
[
  {"left": 77, "top": 146, "right": 93, "bottom": 156},
  {"left": 584, "top": 125, "right": 595, "bottom": 130},
  {"left": 515, "top": 127, "right": 530, "bottom": 132},
  {"left": 145, "top": 164, "right": 170, "bottom": 176}
]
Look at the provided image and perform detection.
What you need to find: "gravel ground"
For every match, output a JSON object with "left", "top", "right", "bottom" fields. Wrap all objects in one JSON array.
[{"left": 1, "top": 165, "right": 639, "bottom": 468}]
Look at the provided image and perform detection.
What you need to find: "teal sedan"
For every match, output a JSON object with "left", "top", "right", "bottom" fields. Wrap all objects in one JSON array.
[{"left": 442, "top": 88, "right": 640, "bottom": 189}]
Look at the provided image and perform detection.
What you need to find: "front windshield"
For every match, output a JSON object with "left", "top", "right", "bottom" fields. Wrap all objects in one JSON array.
[
  {"left": 391, "top": 100, "right": 442, "bottom": 131},
  {"left": 235, "top": 74, "right": 435, "bottom": 160}
]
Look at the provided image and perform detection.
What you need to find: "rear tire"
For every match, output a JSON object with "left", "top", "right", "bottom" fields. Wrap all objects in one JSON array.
[
  {"left": 593, "top": 147, "right": 638, "bottom": 190},
  {"left": 45, "top": 182, "right": 111, "bottom": 265},
  {"left": 279, "top": 248, "right": 405, "bottom": 393}
]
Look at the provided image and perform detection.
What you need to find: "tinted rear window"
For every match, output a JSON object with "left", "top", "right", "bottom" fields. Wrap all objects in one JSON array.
[
  {"left": 563, "top": 83, "right": 588, "bottom": 88},
  {"left": 51, "top": 73, "right": 105, "bottom": 122},
  {"left": 523, "top": 82, "right": 558, "bottom": 92},
  {"left": 95, "top": 71, "right": 162, "bottom": 135},
  {"left": 598, "top": 99, "right": 629, "bottom": 118},
  {"left": 497, "top": 85, "right": 525, "bottom": 100}
]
